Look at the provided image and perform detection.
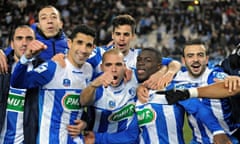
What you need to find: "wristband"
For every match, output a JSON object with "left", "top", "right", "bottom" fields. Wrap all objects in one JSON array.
[
  {"left": 212, "top": 130, "right": 225, "bottom": 136},
  {"left": 20, "top": 55, "right": 34, "bottom": 65},
  {"left": 188, "top": 88, "right": 198, "bottom": 98}
]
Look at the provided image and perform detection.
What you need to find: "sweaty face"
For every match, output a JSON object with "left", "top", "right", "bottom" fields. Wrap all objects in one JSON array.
[
  {"left": 11, "top": 27, "right": 35, "bottom": 59},
  {"left": 67, "top": 33, "right": 95, "bottom": 67},
  {"left": 182, "top": 44, "right": 208, "bottom": 78},
  {"left": 38, "top": 7, "right": 62, "bottom": 38},
  {"left": 101, "top": 53, "right": 125, "bottom": 87},
  {"left": 112, "top": 25, "right": 134, "bottom": 56},
  {"left": 136, "top": 51, "right": 160, "bottom": 83}
]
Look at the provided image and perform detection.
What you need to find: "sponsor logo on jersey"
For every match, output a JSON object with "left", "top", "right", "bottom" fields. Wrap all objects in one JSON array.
[
  {"left": 213, "top": 71, "right": 227, "bottom": 79},
  {"left": 63, "top": 79, "right": 71, "bottom": 87},
  {"left": 108, "top": 103, "right": 135, "bottom": 122},
  {"left": 62, "top": 94, "right": 81, "bottom": 111},
  {"left": 7, "top": 93, "right": 25, "bottom": 112},
  {"left": 137, "top": 108, "right": 156, "bottom": 127},
  {"left": 175, "top": 82, "right": 199, "bottom": 89}
]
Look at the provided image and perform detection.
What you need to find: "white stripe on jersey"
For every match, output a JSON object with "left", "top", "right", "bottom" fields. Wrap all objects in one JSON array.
[
  {"left": 39, "top": 90, "right": 54, "bottom": 144},
  {"left": 163, "top": 106, "right": 179, "bottom": 144}
]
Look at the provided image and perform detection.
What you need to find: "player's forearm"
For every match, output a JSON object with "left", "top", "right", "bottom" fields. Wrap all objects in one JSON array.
[
  {"left": 196, "top": 82, "right": 240, "bottom": 98},
  {"left": 80, "top": 83, "right": 97, "bottom": 106},
  {"left": 167, "top": 60, "right": 181, "bottom": 75}
]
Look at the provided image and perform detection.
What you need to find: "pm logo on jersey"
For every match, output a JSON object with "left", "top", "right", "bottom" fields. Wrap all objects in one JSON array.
[
  {"left": 63, "top": 79, "right": 71, "bottom": 87},
  {"left": 62, "top": 94, "right": 81, "bottom": 111},
  {"left": 108, "top": 103, "right": 135, "bottom": 122}
]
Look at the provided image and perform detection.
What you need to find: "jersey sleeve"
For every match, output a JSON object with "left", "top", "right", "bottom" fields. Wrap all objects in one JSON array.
[
  {"left": 3, "top": 46, "right": 12, "bottom": 56},
  {"left": 94, "top": 114, "right": 139, "bottom": 144},
  {"left": 87, "top": 46, "right": 104, "bottom": 68},
  {"left": 178, "top": 98, "right": 225, "bottom": 134},
  {"left": 162, "top": 57, "right": 173, "bottom": 66},
  {"left": 10, "top": 60, "right": 56, "bottom": 89}
]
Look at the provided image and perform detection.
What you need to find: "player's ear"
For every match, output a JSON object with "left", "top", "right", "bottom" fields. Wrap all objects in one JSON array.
[{"left": 67, "top": 38, "right": 72, "bottom": 49}]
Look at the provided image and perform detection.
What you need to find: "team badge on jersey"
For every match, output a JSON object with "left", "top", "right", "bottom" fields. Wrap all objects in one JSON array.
[
  {"left": 63, "top": 78, "right": 71, "bottom": 87},
  {"left": 128, "top": 87, "right": 136, "bottom": 97},
  {"left": 109, "top": 100, "right": 116, "bottom": 108}
]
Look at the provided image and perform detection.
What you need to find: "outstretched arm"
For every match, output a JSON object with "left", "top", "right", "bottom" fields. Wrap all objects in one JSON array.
[
  {"left": 195, "top": 76, "right": 240, "bottom": 98},
  {"left": 158, "top": 76, "right": 240, "bottom": 104}
]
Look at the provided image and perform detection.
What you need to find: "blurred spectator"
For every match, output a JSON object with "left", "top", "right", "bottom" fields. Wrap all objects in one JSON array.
[{"left": 1, "top": 0, "right": 240, "bottom": 64}]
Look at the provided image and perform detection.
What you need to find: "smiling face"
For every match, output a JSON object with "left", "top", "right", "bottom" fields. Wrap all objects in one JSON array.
[
  {"left": 182, "top": 44, "right": 209, "bottom": 78},
  {"left": 38, "top": 6, "right": 63, "bottom": 38},
  {"left": 11, "top": 26, "right": 35, "bottom": 60},
  {"left": 101, "top": 49, "right": 126, "bottom": 87},
  {"left": 136, "top": 49, "right": 161, "bottom": 83},
  {"left": 67, "top": 33, "right": 95, "bottom": 68},
  {"left": 112, "top": 25, "right": 135, "bottom": 56}
]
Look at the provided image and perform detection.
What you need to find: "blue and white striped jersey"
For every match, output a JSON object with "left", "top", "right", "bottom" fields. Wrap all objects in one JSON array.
[
  {"left": 11, "top": 59, "right": 93, "bottom": 144},
  {"left": 0, "top": 63, "right": 34, "bottom": 144},
  {"left": 135, "top": 86, "right": 225, "bottom": 144},
  {"left": 91, "top": 73, "right": 139, "bottom": 143},
  {"left": 173, "top": 67, "right": 237, "bottom": 143},
  {"left": 0, "top": 87, "right": 26, "bottom": 144},
  {"left": 136, "top": 90, "right": 185, "bottom": 144}
]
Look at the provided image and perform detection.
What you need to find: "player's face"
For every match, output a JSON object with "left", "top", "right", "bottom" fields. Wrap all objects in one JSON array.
[
  {"left": 67, "top": 33, "right": 95, "bottom": 67},
  {"left": 112, "top": 25, "right": 134, "bottom": 56},
  {"left": 11, "top": 27, "right": 35, "bottom": 60},
  {"left": 101, "top": 53, "right": 126, "bottom": 87},
  {"left": 182, "top": 44, "right": 208, "bottom": 78},
  {"left": 136, "top": 51, "right": 161, "bottom": 83},
  {"left": 38, "top": 7, "right": 63, "bottom": 38}
]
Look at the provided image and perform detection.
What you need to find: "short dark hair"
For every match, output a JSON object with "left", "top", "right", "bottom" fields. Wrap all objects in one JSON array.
[
  {"left": 183, "top": 39, "right": 208, "bottom": 57},
  {"left": 141, "top": 48, "right": 162, "bottom": 64},
  {"left": 11, "top": 25, "right": 35, "bottom": 41},
  {"left": 112, "top": 14, "right": 136, "bottom": 34},
  {"left": 69, "top": 24, "right": 96, "bottom": 42},
  {"left": 38, "top": 5, "right": 61, "bottom": 20}
]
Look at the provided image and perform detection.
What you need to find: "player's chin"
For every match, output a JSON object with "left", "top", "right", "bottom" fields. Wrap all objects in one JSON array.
[{"left": 137, "top": 75, "right": 147, "bottom": 83}]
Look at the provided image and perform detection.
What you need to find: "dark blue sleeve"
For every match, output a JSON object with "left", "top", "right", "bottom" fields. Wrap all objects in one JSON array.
[
  {"left": 94, "top": 114, "right": 139, "bottom": 144},
  {"left": 162, "top": 57, "right": 172, "bottom": 66},
  {"left": 10, "top": 61, "right": 56, "bottom": 89},
  {"left": 179, "top": 98, "right": 224, "bottom": 133},
  {"left": 4, "top": 46, "right": 12, "bottom": 56}
]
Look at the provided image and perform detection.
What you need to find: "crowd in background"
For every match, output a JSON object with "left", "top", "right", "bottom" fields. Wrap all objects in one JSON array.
[{"left": 1, "top": 0, "right": 240, "bottom": 65}]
